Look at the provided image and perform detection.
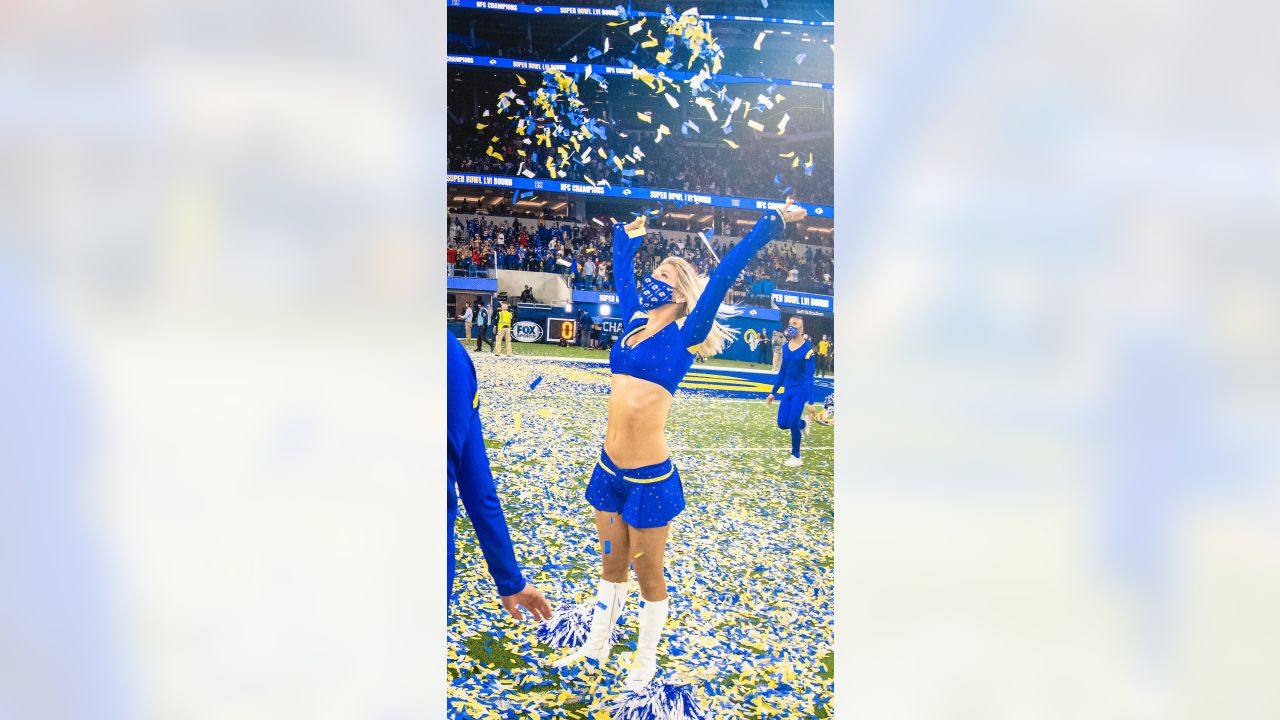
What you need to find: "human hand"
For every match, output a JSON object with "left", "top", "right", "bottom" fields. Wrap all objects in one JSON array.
[
  {"left": 500, "top": 583, "right": 553, "bottom": 622},
  {"left": 779, "top": 198, "right": 808, "bottom": 225},
  {"left": 765, "top": 393, "right": 774, "bottom": 406}
]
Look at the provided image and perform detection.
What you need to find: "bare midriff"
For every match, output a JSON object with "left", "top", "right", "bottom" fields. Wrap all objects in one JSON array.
[{"left": 603, "top": 373, "right": 673, "bottom": 470}]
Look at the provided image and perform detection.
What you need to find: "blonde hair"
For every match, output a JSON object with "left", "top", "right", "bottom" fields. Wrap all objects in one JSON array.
[{"left": 655, "top": 256, "right": 737, "bottom": 358}]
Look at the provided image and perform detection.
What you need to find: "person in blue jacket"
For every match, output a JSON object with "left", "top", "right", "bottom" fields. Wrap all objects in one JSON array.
[
  {"left": 447, "top": 335, "right": 552, "bottom": 621},
  {"left": 766, "top": 315, "right": 817, "bottom": 467}
]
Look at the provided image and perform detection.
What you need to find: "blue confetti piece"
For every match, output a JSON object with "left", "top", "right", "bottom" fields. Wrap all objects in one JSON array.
[
  {"left": 529, "top": 375, "right": 542, "bottom": 390},
  {"left": 762, "top": 0, "right": 769, "bottom": 6},
  {"left": 587, "top": 46, "right": 602, "bottom": 59},
  {"left": 723, "top": 123, "right": 733, "bottom": 134}
]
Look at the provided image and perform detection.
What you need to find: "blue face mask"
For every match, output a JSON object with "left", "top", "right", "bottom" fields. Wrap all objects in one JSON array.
[
  {"left": 639, "top": 275, "right": 675, "bottom": 310},
  {"left": 784, "top": 325, "right": 799, "bottom": 339}
]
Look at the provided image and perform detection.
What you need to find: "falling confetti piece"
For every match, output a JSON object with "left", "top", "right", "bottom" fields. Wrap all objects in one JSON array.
[
  {"left": 475, "top": 123, "right": 487, "bottom": 130},
  {"left": 664, "top": 93, "right": 680, "bottom": 108},
  {"left": 754, "top": 31, "right": 766, "bottom": 51},
  {"left": 723, "top": 139, "right": 739, "bottom": 149},
  {"left": 795, "top": 53, "right": 807, "bottom": 64},
  {"left": 747, "top": 119, "right": 765, "bottom": 132},
  {"left": 629, "top": 19, "right": 645, "bottom": 35},
  {"left": 636, "top": 111, "right": 652, "bottom": 123},
  {"left": 777, "top": 114, "right": 791, "bottom": 134}
]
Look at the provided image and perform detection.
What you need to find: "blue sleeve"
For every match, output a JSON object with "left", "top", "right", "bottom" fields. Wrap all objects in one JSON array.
[
  {"left": 801, "top": 343, "right": 817, "bottom": 396},
  {"left": 682, "top": 211, "right": 785, "bottom": 347},
  {"left": 612, "top": 223, "right": 644, "bottom": 322},
  {"left": 447, "top": 337, "right": 526, "bottom": 597},
  {"left": 772, "top": 347, "right": 791, "bottom": 395}
]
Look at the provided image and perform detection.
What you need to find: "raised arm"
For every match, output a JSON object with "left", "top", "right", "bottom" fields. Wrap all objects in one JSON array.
[
  {"left": 682, "top": 203, "right": 804, "bottom": 346},
  {"left": 612, "top": 216, "right": 648, "bottom": 323}
]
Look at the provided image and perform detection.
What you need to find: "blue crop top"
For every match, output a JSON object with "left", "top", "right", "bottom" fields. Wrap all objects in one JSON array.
[{"left": 608, "top": 210, "right": 786, "bottom": 395}]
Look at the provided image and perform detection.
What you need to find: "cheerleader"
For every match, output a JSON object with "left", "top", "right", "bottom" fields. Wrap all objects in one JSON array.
[{"left": 551, "top": 201, "right": 808, "bottom": 693}]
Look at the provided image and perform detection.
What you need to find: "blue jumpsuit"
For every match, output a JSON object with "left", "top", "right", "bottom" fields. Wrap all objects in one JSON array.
[
  {"left": 772, "top": 339, "right": 817, "bottom": 458},
  {"left": 447, "top": 335, "right": 526, "bottom": 600}
]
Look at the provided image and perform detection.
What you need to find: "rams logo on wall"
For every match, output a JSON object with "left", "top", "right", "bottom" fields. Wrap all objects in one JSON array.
[{"left": 743, "top": 328, "right": 762, "bottom": 351}]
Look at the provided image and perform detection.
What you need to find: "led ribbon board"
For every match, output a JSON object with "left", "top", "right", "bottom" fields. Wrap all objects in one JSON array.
[
  {"left": 447, "top": 172, "right": 835, "bottom": 218},
  {"left": 448, "top": 1, "right": 835, "bottom": 26}
]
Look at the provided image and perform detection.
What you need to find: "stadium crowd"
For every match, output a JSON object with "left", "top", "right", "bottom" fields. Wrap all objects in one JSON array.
[
  {"left": 446, "top": 213, "right": 833, "bottom": 297},
  {"left": 447, "top": 119, "right": 834, "bottom": 205}
]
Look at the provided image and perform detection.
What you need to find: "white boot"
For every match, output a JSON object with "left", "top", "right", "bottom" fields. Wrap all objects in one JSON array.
[
  {"left": 553, "top": 579, "right": 626, "bottom": 667},
  {"left": 623, "top": 596, "right": 669, "bottom": 692}
]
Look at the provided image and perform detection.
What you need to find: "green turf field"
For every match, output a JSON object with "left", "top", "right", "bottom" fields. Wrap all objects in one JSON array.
[{"left": 448, "top": 354, "right": 834, "bottom": 719}]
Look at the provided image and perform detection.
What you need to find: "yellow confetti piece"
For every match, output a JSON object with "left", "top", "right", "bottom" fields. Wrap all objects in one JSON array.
[
  {"left": 655, "top": 49, "right": 673, "bottom": 64},
  {"left": 775, "top": 93, "right": 786, "bottom": 103},
  {"left": 636, "top": 111, "right": 652, "bottom": 123},
  {"left": 780, "top": 151, "right": 796, "bottom": 158},
  {"left": 754, "top": 31, "right": 766, "bottom": 51},
  {"left": 597, "top": 147, "right": 608, "bottom": 159},
  {"left": 792, "top": 156, "right": 800, "bottom": 168},
  {"left": 747, "top": 119, "right": 765, "bottom": 132},
  {"left": 490, "top": 135, "right": 499, "bottom": 143},
  {"left": 475, "top": 123, "right": 487, "bottom": 130},
  {"left": 594, "top": 711, "right": 612, "bottom": 720},
  {"left": 513, "top": 413, "right": 521, "bottom": 431},
  {"left": 723, "top": 139, "right": 739, "bottom": 149},
  {"left": 516, "top": 74, "right": 526, "bottom": 86}
]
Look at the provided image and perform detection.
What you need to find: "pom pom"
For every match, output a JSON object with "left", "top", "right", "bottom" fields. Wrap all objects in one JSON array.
[
  {"left": 604, "top": 679, "right": 706, "bottom": 720},
  {"left": 536, "top": 601, "right": 627, "bottom": 649}
]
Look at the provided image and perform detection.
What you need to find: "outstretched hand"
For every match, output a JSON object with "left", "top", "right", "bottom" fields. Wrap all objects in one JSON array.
[
  {"left": 501, "top": 583, "right": 553, "bottom": 622},
  {"left": 779, "top": 197, "right": 808, "bottom": 225},
  {"left": 623, "top": 215, "right": 647, "bottom": 236}
]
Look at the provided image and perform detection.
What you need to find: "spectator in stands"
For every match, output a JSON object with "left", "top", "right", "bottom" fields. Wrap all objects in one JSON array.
[
  {"left": 447, "top": 245, "right": 457, "bottom": 276},
  {"left": 519, "top": 286, "right": 535, "bottom": 303},
  {"left": 758, "top": 331, "right": 771, "bottom": 366},
  {"left": 772, "top": 330, "right": 784, "bottom": 372}
]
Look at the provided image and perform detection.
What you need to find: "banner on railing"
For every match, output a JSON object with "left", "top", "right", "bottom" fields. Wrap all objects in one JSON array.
[
  {"left": 770, "top": 289, "right": 834, "bottom": 315},
  {"left": 447, "top": 172, "right": 835, "bottom": 218}
]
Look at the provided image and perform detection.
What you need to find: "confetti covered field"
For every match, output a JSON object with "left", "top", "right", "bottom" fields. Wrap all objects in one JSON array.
[{"left": 448, "top": 353, "right": 835, "bottom": 719}]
